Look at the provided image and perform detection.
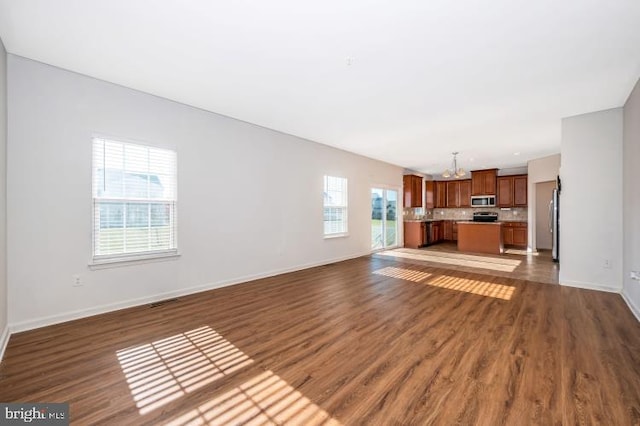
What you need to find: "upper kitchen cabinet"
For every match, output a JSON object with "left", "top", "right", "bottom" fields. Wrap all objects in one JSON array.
[
  {"left": 497, "top": 175, "right": 528, "bottom": 207},
  {"left": 513, "top": 175, "right": 527, "bottom": 206},
  {"left": 446, "top": 181, "right": 458, "bottom": 207},
  {"left": 471, "top": 169, "right": 497, "bottom": 196},
  {"left": 459, "top": 179, "right": 471, "bottom": 207},
  {"left": 435, "top": 181, "right": 447, "bottom": 208},
  {"left": 497, "top": 177, "right": 513, "bottom": 207},
  {"left": 445, "top": 179, "right": 472, "bottom": 208},
  {"left": 425, "top": 181, "right": 435, "bottom": 209},
  {"left": 403, "top": 175, "right": 423, "bottom": 208},
  {"left": 426, "top": 180, "right": 449, "bottom": 209}
]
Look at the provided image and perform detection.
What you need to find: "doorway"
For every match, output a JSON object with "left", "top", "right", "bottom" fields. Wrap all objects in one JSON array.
[
  {"left": 371, "top": 188, "right": 398, "bottom": 250},
  {"left": 536, "top": 181, "right": 556, "bottom": 250}
]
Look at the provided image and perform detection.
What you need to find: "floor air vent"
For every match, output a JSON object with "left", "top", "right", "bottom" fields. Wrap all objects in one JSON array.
[{"left": 149, "top": 298, "right": 179, "bottom": 308}]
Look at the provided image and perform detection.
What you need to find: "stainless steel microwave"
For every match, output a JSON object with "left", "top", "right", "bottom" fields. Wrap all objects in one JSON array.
[{"left": 470, "top": 195, "right": 496, "bottom": 207}]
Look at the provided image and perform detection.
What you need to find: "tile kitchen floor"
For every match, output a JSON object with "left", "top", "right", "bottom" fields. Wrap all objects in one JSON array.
[{"left": 374, "top": 242, "right": 559, "bottom": 285}]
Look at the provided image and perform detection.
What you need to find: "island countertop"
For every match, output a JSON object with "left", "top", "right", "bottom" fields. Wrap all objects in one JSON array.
[{"left": 454, "top": 221, "right": 502, "bottom": 225}]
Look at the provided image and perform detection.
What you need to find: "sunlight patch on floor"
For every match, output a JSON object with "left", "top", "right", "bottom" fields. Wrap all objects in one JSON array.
[
  {"left": 117, "top": 326, "right": 253, "bottom": 415},
  {"left": 372, "top": 265, "right": 515, "bottom": 300},
  {"left": 428, "top": 275, "right": 515, "bottom": 300},
  {"left": 396, "top": 248, "right": 522, "bottom": 265},
  {"left": 373, "top": 266, "right": 432, "bottom": 282},
  {"left": 504, "top": 248, "right": 537, "bottom": 256},
  {"left": 378, "top": 248, "right": 520, "bottom": 272},
  {"left": 163, "top": 370, "right": 342, "bottom": 426}
]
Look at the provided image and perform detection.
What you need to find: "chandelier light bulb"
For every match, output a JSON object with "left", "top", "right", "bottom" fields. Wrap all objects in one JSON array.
[{"left": 442, "top": 152, "right": 464, "bottom": 179}]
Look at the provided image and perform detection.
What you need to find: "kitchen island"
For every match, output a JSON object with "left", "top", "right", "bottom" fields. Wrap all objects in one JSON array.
[{"left": 457, "top": 221, "right": 504, "bottom": 255}]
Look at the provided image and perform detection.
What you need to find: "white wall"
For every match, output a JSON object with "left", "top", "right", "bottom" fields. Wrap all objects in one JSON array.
[
  {"left": 560, "top": 109, "right": 623, "bottom": 292},
  {"left": 535, "top": 181, "right": 555, "bottom": 250},
  {"left": 623, "top": 78, "right": 640, "bottom": 320},
  {"left": 0, "top": 37, "right": 8, "bottom": 357},
  {"left": 7, "top": 56, "right": 403, "bottom": 330},
  {"left": 526, "top": 154, "right": 560, "bottom": 251}
]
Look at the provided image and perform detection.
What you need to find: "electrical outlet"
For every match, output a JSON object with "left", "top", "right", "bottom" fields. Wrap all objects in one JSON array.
[
  {"left": 630, "top": 271, "right": 640, "bottom": 281},
  {"left": 72, "top": 274, "right": 83, "bottom": 287},
  {"left": 603, "top": 259, "right": 612, "bottom": 269}
]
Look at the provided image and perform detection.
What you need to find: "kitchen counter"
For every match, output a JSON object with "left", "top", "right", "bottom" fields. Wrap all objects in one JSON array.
[
  {"left": 455, "top": 221, "right": 502, "bottom": 224},
  {"left": 405, "top": 219, "right": 527, "bottom": 223},
  {"left": 457, "top": 222, "right": 504, "bottom": 254},
  {"left": 403, "top": 219, "right": 449, "bottom": 222}
]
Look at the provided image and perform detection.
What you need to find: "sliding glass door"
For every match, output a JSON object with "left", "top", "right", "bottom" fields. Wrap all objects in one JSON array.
[{"left": 371, "top": 188, "right": 398, "bottom": 250}]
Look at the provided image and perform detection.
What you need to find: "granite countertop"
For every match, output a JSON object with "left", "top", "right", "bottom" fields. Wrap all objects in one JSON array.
[
  {"left": 403, "top": 219, "right": 446, "bottom": 222},
  {"left": 457, "top": 221, "right": 503, "bottom": 225},
  {"left": 404, "top": 218, "right": 528, "bottom": 223}
]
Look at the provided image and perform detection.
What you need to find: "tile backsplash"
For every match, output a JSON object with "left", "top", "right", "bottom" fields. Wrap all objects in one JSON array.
[{"left": 403, "top": 207, "right": 527, "bottom": 221}]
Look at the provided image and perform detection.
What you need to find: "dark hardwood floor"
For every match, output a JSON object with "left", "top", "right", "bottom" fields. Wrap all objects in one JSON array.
[{"left": 1, "top": 255, "right": 639, "bottom": 425}]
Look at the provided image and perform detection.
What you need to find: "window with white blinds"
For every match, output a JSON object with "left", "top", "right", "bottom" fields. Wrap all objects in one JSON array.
[
  {"left": 323, "top": 175, "right": 348, "bottom": 236},
  {"left": 92, "top": 138, "right": 177, "bottom": 261}
]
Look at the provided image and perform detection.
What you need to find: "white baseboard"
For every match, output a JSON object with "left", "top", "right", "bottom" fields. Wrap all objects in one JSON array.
[
  {"left": 10, "top": 250, "right": 371, "bottom": 334},
  {"left": 621, "top": 291, "right": 640, "bottom": 323},
  {"left": 560, "top": 280, "right": 622, "bottom": 293},
  {"left": 0, "top": 324, "right": 10, "bottom": 363}
]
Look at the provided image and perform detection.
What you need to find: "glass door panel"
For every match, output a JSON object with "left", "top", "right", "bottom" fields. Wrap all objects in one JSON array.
[
  {"left": 371, "top": 188, "right": 384, "bottom": 250},
  {"left": 371, "top": 188, "right": 398, "bottom": 250},
  {"left": 385, "top": 190, "right": 398, "bottom": 247}
]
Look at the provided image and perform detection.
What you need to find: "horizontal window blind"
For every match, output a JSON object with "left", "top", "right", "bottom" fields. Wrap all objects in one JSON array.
[
  {"left": 323, "top": 175, "right": 348, "bottom": 235},
  {"left": 92, "top": 138, "right": 177, "bottom": 259}
]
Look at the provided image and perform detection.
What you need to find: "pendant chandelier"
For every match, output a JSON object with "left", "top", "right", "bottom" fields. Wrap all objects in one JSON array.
[{"left": 442, "top": 152, "right": 466, "bottom": 179}]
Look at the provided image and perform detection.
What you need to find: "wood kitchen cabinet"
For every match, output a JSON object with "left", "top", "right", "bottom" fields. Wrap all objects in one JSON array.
[
  {"left": 404, "top": 221, "right": 426, "bottom": 249},
  {"left": 403, "top": 175, "right": 423, "bottom": 208},
  {"left": 434, "top": 181, "right": 447, "bottom": 208},
  {"left": 497, "top": 175, "right": 528, "bottom": 207},
  {"left": 443, "top": 220, "right": 453, "bottom": 240},
  {"left": 445, "top": 179, "right": 472, "bottom": 208},
  {"left": 446, "top": 181, "right": 458, "bottom": 208},
  {"left": 497, "top": 177, "right": 513, "bottom": 207},
  {"left": 459, "top": 180, "right": 471, "bottom": 207},
  {"left": 425, "top": 181, "right": 435, "bottom": 209},
  {"left": 503, "top": 226, "right": 513, "bottom": 245},
  {"left": 430, "top": 221, "right": 443, "bottom": 243},
  {"left": 471, "top": 169, "right": 497, "bottom": 196},
  {"left": 513, "top": 227, "right": 527, "bottom": 246},
  {"left": 443, "top": 220, "right": 459, "bottom": 241},
  {"left": 502, "top": 222, "right": 528, "bottom": 248},
  {"left": 513, "top": 175, "right": 527, "bottom": 206}
]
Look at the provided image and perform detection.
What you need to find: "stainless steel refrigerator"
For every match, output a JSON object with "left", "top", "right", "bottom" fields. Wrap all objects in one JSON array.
[{"left": 550, "top": 179, "right": 560, "bottom": 262}]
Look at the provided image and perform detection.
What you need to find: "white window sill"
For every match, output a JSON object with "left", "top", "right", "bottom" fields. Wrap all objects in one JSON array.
[
  {"left": 324, "top": 233, "right": 349, "bottom": 239},
  {"left": 89, "top": 251, "right": 181, "bottom": 270}
]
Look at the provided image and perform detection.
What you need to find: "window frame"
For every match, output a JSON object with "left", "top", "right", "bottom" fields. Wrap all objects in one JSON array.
[
  {"left": 323, "top": 175, "right": 349, "bottom": 238},
  {"left": 90, "top": 137, "right": 179, "bottom": 265}
]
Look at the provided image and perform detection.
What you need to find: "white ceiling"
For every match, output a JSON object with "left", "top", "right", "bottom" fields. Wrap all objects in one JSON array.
[{"left": 1, "top": 0, "right": 639, "bottom": 174}]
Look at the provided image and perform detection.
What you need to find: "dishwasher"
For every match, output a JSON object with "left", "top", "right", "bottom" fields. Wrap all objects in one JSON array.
[{"left": 423, "top": 221, "right": 433, "bottom": 246}]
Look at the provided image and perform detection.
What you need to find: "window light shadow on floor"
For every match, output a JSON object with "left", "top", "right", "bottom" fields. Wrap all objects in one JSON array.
[
  {"left": 117, "top": 326, "right": 253, "bottom": 415},
  {"left": 373, "top": 266, "right": 515, "bottom": 300},
  {"left": 377, "top": 248, "right": 521, "bottom": 272},
  {"left": 371, "top": 265, "right": 432, "bottom": 282},
  {"left": 163, "top": 370, "right": 341, "bottom": 426},
  {"left": 117, "top": 326, "right": 342, "bottom": 425}
]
